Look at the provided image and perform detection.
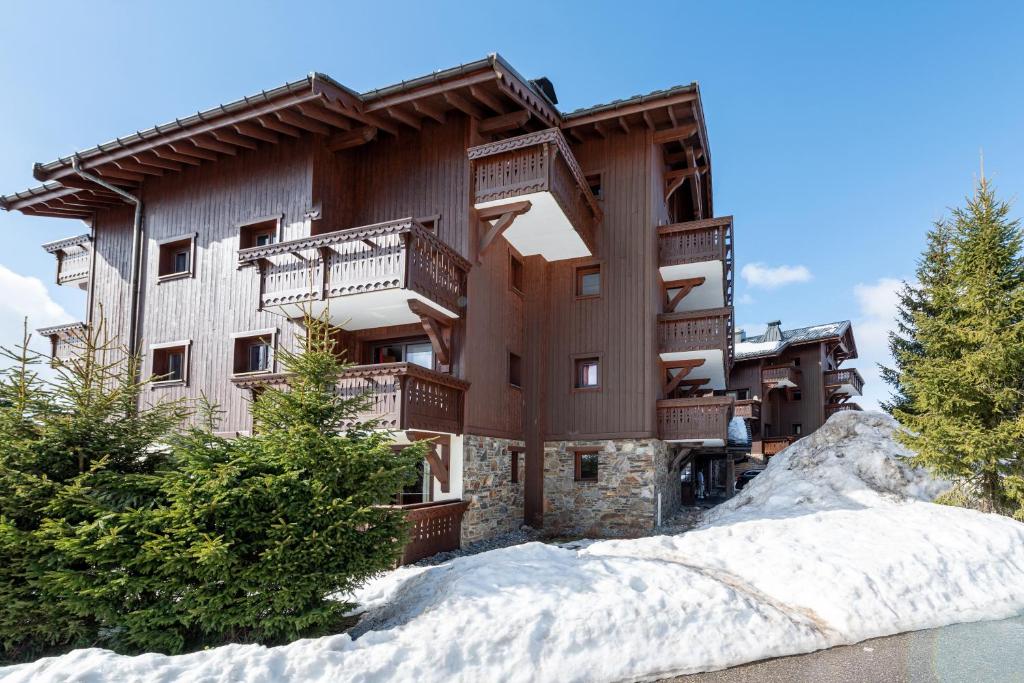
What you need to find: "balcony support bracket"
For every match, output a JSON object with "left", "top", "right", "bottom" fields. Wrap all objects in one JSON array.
[
  {"left": 663, "top": 276, "right": 706, "bottom": 312},
  {"left": 408, "top": 299, "right": 453, "bottom": 367},
  {"left": 475, "top": 200, "right": 532, "bottom": 264},
  {"left": 663, "top": 358, "right": 707, "bottom": 397},
  {"left": 408, "top": 431, "right": 451, "bottom": 493}
]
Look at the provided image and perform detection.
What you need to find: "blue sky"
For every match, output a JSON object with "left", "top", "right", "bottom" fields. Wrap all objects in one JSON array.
[{"left": 2, "top": 1, "right": 1022, "bottom": 409}]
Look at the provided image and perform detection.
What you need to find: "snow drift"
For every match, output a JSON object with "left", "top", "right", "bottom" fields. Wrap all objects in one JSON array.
[{"left": 5, "top": 412, "right": 1024, "bottom": 682}]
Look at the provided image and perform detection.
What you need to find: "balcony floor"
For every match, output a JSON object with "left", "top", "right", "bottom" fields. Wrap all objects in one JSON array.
[
  {"left": 476, "top": 191, "right": 591, "bottom": 261},
  {"left": 280, "top": 289, "right": 458, "bottom": 330},
  {"left": 660, "top": 260, "right": 726, "bottom": 312},
  {"left": 659, "top": 348, "right": 727, "bottom": 390}
]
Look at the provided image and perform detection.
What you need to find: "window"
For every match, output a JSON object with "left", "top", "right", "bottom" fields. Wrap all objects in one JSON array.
[
  {"left": 373, "top": 338, "right": 434, "bottom": 369},
  {"left": 574, "top": 449, "right": 599, "bottom": 482},
  {"left": 151, "top": 341, "right": 190, "bottom": 385},
  {"left": 585, "top": 172, "right": 603, "bottom": 200},
  {"left": 727, "top": 388, "right": 750, "bottom": 400},
  {"left": 510, "top": 447, "right": 524, "bottom": 484},
  {"left": 508, "top": 352, "right": 522, "bottom": 388},
  {"left": 417, "top": 214, "right": 441, "bottom": 232},
  {"left": 575, "top": 357, "right": 600, "bottom": 389},
  {"left": 232, "top": 329, "right": 276, "bottom": 375},
  {"left": 792, "top": 390, "right": 802, "bottom": 401},
  {"left": 575, "top": 265, "right": 601, "bottom": 298},
  {"left": 157, "top": 235, "right": 195, "bottom": 279},
  {"left": 793, "top": 424, "right": 803, "bottom": 436},
  {"left": 509, "top": 253, "right": 524, "bottom": 294},
  {"left": 793, "top": 358, "right": 801, "bottom": 367},
  {"left": 239, "top": 217, "right": 280, "bottom": 250}
]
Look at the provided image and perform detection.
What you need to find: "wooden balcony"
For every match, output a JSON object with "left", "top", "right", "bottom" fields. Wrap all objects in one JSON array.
[
  {"left": 761, "top": 436, "right": 797, "bottom": 457},
  {"left": 232, "top": 362, "right": 470, "bottom": 434},
  {"left": 825, "top": 368, "right": 865, "bottom": 397},
  {"left": 656, "top": 396, "right": 734, "bottom": 444},
  {"left": 658, "top": 217, "right": 733, "bottom": 313},
  {"left": 42, "top": 234, "right": 91, "bottom": 289},
  {"left": 733, "top": 398, "right": 761, "bottom": 421},
  {"left": 826, "top": 402, "right": 863, "bottom": 417},
  {"left": 658, "top": 217, "right": 733, "bottom": 267},
  {"left": 38, "top": 322, "right": 87, "bottom": 364},
  {"left": 468, "top": 128, "right": 601, "bottom": 261},
  {"left": 762, "top": 364, "right": 801, "bottom": 390},
  {"left": 657, "top": 307, "right": 734, "bottom": 389},
  {"left": 394, "top": 499, "right": 470, "bottom": 565},
  {"left": 238, "top": 218, "right": 471, "bottom": 330}
]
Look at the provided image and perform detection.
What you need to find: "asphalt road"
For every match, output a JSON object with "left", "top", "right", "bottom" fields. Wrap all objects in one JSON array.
[{"left": 667, "top": 615, "right": 1024, "bottom": 683}]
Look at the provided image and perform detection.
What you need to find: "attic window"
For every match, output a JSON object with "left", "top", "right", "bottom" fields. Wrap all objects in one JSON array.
[{"left": 239, "top": 217, "right": 280, "bottom": 249}]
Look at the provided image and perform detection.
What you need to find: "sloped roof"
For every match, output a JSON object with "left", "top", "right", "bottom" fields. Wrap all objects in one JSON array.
[{"left": 735, "top": 321, "right": 852, "bottom": 360}]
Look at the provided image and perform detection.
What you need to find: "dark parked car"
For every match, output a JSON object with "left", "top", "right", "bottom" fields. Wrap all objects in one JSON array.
[{"left": 735, "top": 469, "right": 764, "bottom": 490}]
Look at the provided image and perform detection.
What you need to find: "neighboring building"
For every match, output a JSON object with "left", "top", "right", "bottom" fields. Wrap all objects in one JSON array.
[
  {"left": 1, "top": 54, "right": 734, "bottom": 551},
  {"left": 728, "top": 320, "right": 863, "bottom": 460}
]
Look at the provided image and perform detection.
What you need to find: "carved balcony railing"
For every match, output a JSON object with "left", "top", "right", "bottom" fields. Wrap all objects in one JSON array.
[
  {"left": 232, "top": 362, "right": 469, "bottom": 435},
  {"left": 392, "top": 499, "right": 470, "bottom": 565},
  {"left": 825, "top": 368, "right": 865, "bottom": 397},
  {"left": 238, "top": 218, "right": 471, "bottom": 321},
  {"left": 468, "top": 127, "right": 601, "bottom": 258},
  {"left": 656, "top": 395, "right": 734, "bottom": 442},
  {"left": 657, "top": 307, "right": 734, "bottom": 366},
  {"left": 38, "top": 322, "right": 88, "bottom": 364},
  {"left": 826, "top": 402, "right": 863, "bottom": 417},
  {"left": 761, "top": 436, "right": 797, "bottom": 457},
  {"left": 733, "top": 398, "right": 761, "bottom": 421},
  {"left": 657, "top": 217, "right": 734, "bottom": 310},
  {"left": 42, "top": 234, "right": 91, "bottom": 289},
  {"left": 762, "top": 364, "right": 801, "bottom": 390}
]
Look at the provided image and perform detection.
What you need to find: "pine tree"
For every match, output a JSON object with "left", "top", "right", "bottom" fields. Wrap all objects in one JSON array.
[
  {"left": 894, "top": 179, "right": 1024, "bottom": 519},
  {"left": 880, "top": 220, "right": 955, "bottom": 413}
]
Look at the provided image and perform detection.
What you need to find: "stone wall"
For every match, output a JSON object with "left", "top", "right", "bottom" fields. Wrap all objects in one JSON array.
[
  {"left": 460, "top": 435, "right": 526, "bottom": 544},
  {"left": 543, "top": 438, "right": 677, "bottom": 537}
]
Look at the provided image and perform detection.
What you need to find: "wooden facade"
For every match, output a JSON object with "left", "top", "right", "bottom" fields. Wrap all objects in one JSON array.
[{"left": 3, "top": 54, "right": 736, "bottom": 535}]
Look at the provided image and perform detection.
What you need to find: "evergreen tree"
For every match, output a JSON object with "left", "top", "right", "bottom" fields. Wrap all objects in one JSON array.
[
  {"left": 894, "top": 179, "right": 1024, "bottom": 519},
  {"left": 880, "top": 220, "right": 955, "bottom": 413}
]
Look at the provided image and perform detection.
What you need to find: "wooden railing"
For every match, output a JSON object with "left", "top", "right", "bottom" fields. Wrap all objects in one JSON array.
[
  {"left": 395, "top": 499, "right": 470, "bottom": 565},
  {"left": 762, "top": 436, "right": 797, "bottom": 457},
  {"left": 656, "top": 396, "right": 734, "bottom": 442},
  {"left": 762, "top": 364, "right": 801, "bottom": 389},
  {"left": 38, "top": 322, "right": 88, "bottom": 364},
  {"left": 825, "top": 368, "right": 865, "bottom": 396},
  {"left": 468, "top": 128, "right": 601, "bottom": 253},
  {"left": 733, "top": 398, "right": 761, "bottom": 421},
  {"left": 238, "top": 218, "right": 471, "bottom": 316},
  {"left": 657, "top": 307, "right": 734, "bottom": 366},
  {"left": 43, "top": 234, "right": 91, "bottom": 287},
  {"left": 658, "top": 217, "right": 733, "bottom": 265},
  {"left": 826, "top": 402, "right": 863, "bottom": 417},
  {"left": 232, "top": 362, "right": 470, "bottom": 434}
]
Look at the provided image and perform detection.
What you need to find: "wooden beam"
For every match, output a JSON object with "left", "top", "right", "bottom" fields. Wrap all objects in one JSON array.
[
  {"left": 663, "top": 359, "right": 706, "bottom": 396},
  {"left": 92, "top": 165, "right": 145, "bottom": 183},
  {"left": 406, "top": 297, "right": 456, "bottom": 323},
  {"left": 443, "top": 91, "right": 485, "bottom": 119},
  {"left": 477, "top": 110, "right": 530, "bottom": 135},
  {"left": 653, "top": 124, "right": 698, "bottom": 144},
  {"left": 194, "top": 134, "right": 240, "bottom": 155},
  {"left": 476, "top": 201, "right": 532, "bottom": 263},
  {"left": 687, "top": 146, "right": 704, "bottom": 218},
  {"left": 667, "top": 106, "right": 679, "bottom": 128},
  {"left": 131, "top": 152, "right": 184, "bottom": 172},
  {"left": 210, "top": 129, "right": 256, "bottom": 150},
  {"left": 411, "top": 100, "right": 446, "bottom": 125},
  {"left": 296, "top": 102, "right": 352, "bottom": 130},
  {"left": 420, "top": 315, "right": 451, "bottom": 366},
  {"left": 642, "top": 111, "right": 656, "bottom": 130},
  {"left": 617, "top": 116, "right": 630, "bottom": 134},
  {"left": 258, "top": 115, "right": 302, "bottom": 138},
  {"left": 663, "top": 276, "right": 706, "bottom": 311},
  {"left": 593, "top": 121, "right": 608, "bottom": 139},
  {"left": 422, "top": 442, "right": 450, "bottom": 493},
  {"left": 112, "top": 159, "right": 163, "bottom": 177},
  {"left": 468, "top": 85, "right": 506, "bottom": 114},
  {"left": 318, "top": 96, "right": 399, "bottom": 137},
  {"left": 233, "top": 122, "right": 279, "bottom": 143},
  {"left": 148, "top": 148, "right": 200, "bottom": 166},
  {"left": 326, "top": 126, "right": 377, "bottom": 152},
  {"left": 169, "top": 140, "right": 220, "bottom": 160},
  {"left": 475, "top": 200, "right": 533, "bottom": 222},
  {"left": 384, "top": 106, "right": 421, "bottom": 130},
  {"left": 274, "top": 109, "right": 330, "bottom": 135}
]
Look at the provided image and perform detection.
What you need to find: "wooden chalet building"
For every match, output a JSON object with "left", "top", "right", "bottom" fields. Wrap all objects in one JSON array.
[
  {"left": 728, "top": 320, "right": 863, "bottom": 460},
  {"left": 2, "top": 54, "right": 735, "bottom": 551}
]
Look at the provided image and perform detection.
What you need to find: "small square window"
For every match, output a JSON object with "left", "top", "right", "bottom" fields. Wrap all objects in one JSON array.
[
  {"left": 151, "top": 343, "right": 189, "bottom": 384},
  {"left": 233, "top": 331, "right": 275, "bottom": 375},
  {"left": 585, "top": 172, "right": 603, "bottom": 200},
  {"left": 239, "top": 218, "right": 279, "bottom": 250},
  {"left": 793, "top": 423, "right": 803, "bottom": 436},
  {"left": 574, "top": 449, "right": 599, "bottom": 482},
  {"left": 158, "top": 236, "right": 194, "bottom": 279},
  {"left": 575, "top": 357, "right": 600, "bottom": 389},
  {"left": 576, "top": 265, "right": 601, "bottom": 298},
  {"left": 508, "top": 352, "right": 522, "bottom": 388},
  {"left": 792, "top": 390, "right": 802, "bottom": 401},
  {"left": 509, "top": 253, "right": 524, "bottom": 293}
]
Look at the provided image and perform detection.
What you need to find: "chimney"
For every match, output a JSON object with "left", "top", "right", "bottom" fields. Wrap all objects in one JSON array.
[
  {"left": 529, "top": 77, "right": 558, "bottom": 105},
  {"left": 763, "top": 320, "right": 783, "bottom": 342},
  {"left": 734, "top": 328, "right": 747, "bottom": 344}
]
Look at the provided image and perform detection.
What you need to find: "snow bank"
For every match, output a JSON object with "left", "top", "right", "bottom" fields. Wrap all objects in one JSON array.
[{"left": 5, "top": 412, "right": 1024, "bottom": 683}]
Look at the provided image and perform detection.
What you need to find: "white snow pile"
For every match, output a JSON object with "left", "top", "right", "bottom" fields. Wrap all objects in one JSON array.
[{"left": 5, "top": 411, "right": 1024, "bottom": 683}]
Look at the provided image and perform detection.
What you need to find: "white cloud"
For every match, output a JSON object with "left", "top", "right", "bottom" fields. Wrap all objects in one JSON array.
[
  {"left": 736, "top": 292, "right": 755, "bottom": 306},
  {"left": 741, "top": 263, "right": 813, "bottom": 289},
  {"left": 0, "top": 265, "right": 74, "bottom": 362},
  {"left": 850, "top": 277, "right": 907, "bottom": 412}
]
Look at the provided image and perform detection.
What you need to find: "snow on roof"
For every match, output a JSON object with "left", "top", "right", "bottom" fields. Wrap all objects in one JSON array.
[{"left": 735, "top": 321, "right": 851, "bottom": 360}]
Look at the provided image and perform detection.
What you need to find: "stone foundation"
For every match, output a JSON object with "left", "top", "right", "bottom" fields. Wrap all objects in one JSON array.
[
  {"left": 459, "top": 435, "right": 526, "bottom": 544},
  {"left": 543, "top": 438, "right": 677, "bottom": 537}
]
